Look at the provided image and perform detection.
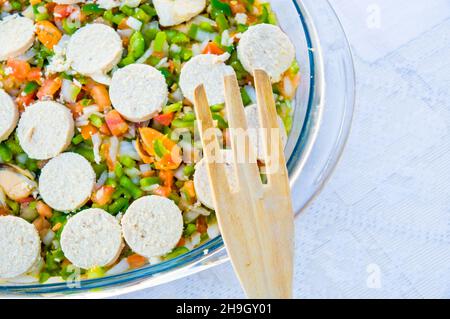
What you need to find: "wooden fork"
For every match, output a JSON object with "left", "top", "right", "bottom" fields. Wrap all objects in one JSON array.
[{"left": 193, "top": 70, "right": 294, "bottom": 299}]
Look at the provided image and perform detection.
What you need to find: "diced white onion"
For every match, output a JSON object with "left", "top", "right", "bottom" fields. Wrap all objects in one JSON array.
[
  {"left": 191, "top": 43, "right": 202, "bottom": 56},
  {"left": 121, "top": 0, "right": 141, "bottom": 8},
  {"left": 61, "top": 79, "right": 81, "bottom": 103},
  {"left": 109, "top": 136, "right": 120, "bottom": 167},
  {"left": 105, "top": 258, "right": 130, "bottom": 276},
  {"left": 155, "top": 57, "right": 169, "bottom": 68},
  {"left": 83, "top": 105, "right": 100, "bottom": 117},
  {"left": 221, "top": 30, "right": 233, "bottom": 47},
  {"left": 136, "top": 47, "right": 153, "bottom": 64},
  {"left": 96, "top": 170, "right": 108, "bottom": 189},
  {"left": 170, "top": 44, "right": 181, "bottom": 54},
  {"left": 170, "top": 88, "right": 184, "bottom": 102},
  {"left": 149, "top": 256, "right": 162, "bottom": 265},
  {"left": 191, "top": 15, "right": 217, "bottom": 27},
  {"left": 117, "top": 28, "right": 134, "bottom": 38},
  {"left": 42, "top": 230, "right": 55, "bottom": 246},
  {"left": 142, "top": 184, "right": 159, "bottom": 192},
  {"left": 22, "top": 6, "right": 35, "bottom": 19},
  {"left": 126, "top": 16, "right": 142, "bottom": 31},
  {"left": 183, "top": 205, "right": 211, "bottom": 223},
  {"left": 131, "top": 176, "right": 140, "bottom": 185},
  {"left": 185, "top": 232, "right": 201, "bottom": 250},
  {"left": 234, "top": 13, "right": 248, "bottom": 25},
  {"left": 125, "top": 167, "right": 140, "bottom": 178},
  {"left": 75, "top": 119, "right": 89, "bottom": 127},
  {"left": 91, "top": 133, "right": 102, "bottom": 164},
  {"left": 207, "top": 222, "right": 220, "bottom": 239},
  {"left": 174, "top": 165, "right": 187, "bottom": 181},
  {"left": 244, "top": 85, "right": 257, "bottom": 103},
  {"left": 17, "top": 48, "right": 36, "bottom": 61},
  {"left": 139, "top": 163, "right": 151, "bottom": 173},
  {"left": 16, "top": 153, "right": 28, "bottom": 165},
  {"left": 119, "top": 140, "right": 141, "bottom": 161},
  {"left": 196, "top": 30, "right": 216, "bottom": 43}
]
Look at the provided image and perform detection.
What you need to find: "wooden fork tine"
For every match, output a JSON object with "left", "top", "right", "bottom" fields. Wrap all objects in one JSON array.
[
  {"left": 194, "top": 84, "right": 270, "bottom": 298},
  {"left": 254, "top": 70, "right": 294, "bottom": 298},
  {"left": 193, "top": 85, "right": 230, "bottom": 194},
  {"left": 223, "top": 75, "right": 262, "bottom": 189},
  {"left": 254, "top": 69, "right": 289, "bottom": 188}
]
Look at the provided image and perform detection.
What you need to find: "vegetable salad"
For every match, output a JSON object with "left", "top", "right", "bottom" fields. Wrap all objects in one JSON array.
[{"left": 0, "top": 0, "right": 300, "bottom": 283}]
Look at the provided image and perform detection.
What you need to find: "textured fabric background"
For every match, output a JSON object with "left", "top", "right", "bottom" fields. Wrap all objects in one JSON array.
[{"left": 116, "top": 0, "right": 450, "bottom": 299}]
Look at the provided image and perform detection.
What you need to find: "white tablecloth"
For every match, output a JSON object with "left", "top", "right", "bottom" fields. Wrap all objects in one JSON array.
[{"left": 117, "top": 0, "right": 450, "bottom": 299}]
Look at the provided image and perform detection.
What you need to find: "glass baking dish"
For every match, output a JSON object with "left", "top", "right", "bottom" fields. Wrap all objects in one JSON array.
[{"left": 0, "top": 0, "right": 355, "bottom": 297}]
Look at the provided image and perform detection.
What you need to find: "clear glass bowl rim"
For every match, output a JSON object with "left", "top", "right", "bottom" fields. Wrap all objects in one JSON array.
[{"left": 0, "top": 0, "right": 355, "bottom": 296}]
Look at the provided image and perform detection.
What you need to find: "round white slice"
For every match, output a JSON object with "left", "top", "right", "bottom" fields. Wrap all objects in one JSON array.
[
  {"left": 66, "top": 23, "right": 123, "bottom": 76},
  {"left": 110, "top": 64, "right": 168, "bottom": 122},
  {"left": 180, "top": 54, "right": 235, "bottom": 105},
  {"left": 237, "top": 24, "right": 295, "bottom": 83},
  {"left": 153, "top": 0, "right": 206, "bottom": 27},
  {"left": 244, "top": 104, "right": 288, "bottom": 162},
  {"left": 0, "top": 15, "right": 35, "bottom": 61},
  {"left": 121, "top": 195, "right": 183, "bottom": 258},
  {"left": 0, "top": 89, "right": 18, "bottom": 142},
  {"left": 193, "top": 150, "right": 237, "bottom": 210},
  {"left": 17, "top": 101, "right": 74, "bottom": 160},
  {"left": 0, "top": 216, "right": 40, "bottom": 279},
  {"left": 39, "top": 152, "right": 96, "bottom": 212},
  {"left": 61, "top": 208, "right": 123, "bottom": 269}
]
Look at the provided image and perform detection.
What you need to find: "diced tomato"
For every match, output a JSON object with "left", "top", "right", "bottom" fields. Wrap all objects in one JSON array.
[
  {"left": 139, "top": 127, "right": 182, "bottom": 170},
  {"left": 16, "top": 197, "right": 34, "bottom": 204},
  {"left": 16, "top": 93, "right": 35, "bottom": 109},
  {"left": 89, "top": 83, "right": 111, "bottom": 111},
  {"left": 182, "top": 180, "right": 196, "bottom": 199},
  {"left": 33, "top": 216, "right": 51, "bottom": 235},
  {"left": 36, "top": 201, "right": 52, "bottom": 219},
  {"left": 152, "top": 186, "right": 172, "bottom": 197},
  {"left": 7, "top": 59, "right": 30, "bottom": 81},
  {"left": 99, "top": 122, "right": 112, "bottom": 136},
  {"left": 53, "top": 4, "right": 73, "bottom": 21},
  {"left": 159, "top": 170, "right": 174, "bottom": 188},
  {"left": 35, "top": 21, "right": 62, "bottom": 49},
  {"left": 61, "top": 258, "right": 71, "bottom": 267},
  {"left": 92, "top": 185, "right": 115, "bottom": 206},
  {"left": 230, "top": 1, "right": 246, "bottom": 14},
  {"left": 66, "top": 101, "right": 84, "bottom": 118},
  {"left": 153, "top": 112, "right": 174, "bottom": 126},
  {"left": 80, "top": 124, "right": 98, "bottom": 140},
  {"left": 37, "top": 76, "right": 62, "bottom": 100},
  {"left": 168, "top": 59, "right": 175, "bottom": 73},
  {"left": 141, "top": 170, "right": 156, "bottom": 178},
  {"left": 27, "top": 67, "right": 42, "bottom": 82},
  {"left": 196, "top": 215, "right": 208, "bottom": 234},
  {"left": 202, "top": 41, "right": 225, "bottom": 55},
  {"left": 0, "top": 207, "right": 9, "bottom": 216},
  {"left": 127, "top": 254, "right": 147, "bottom": 269},
  {"left": 176, "top": 237, "right": 186, "bottom": 247},
  {"left": 105, "top": 110, "right": 129, "bottom": 136},
  {"left": 45, "top": 1, "right": 56, "bottom": 15},
  {"left": 100, "top": 143, "right": 115, "bottom": 171},
  {"left": 135, "top": 138, "right": 154, "bottom": 164},
  {"left": 118, "top": 17, "right": 129, "bottom": 30},
  {"left": 279, "top": 72, "right": 300, "bottom": 99},
  {"left": 152, "top": 51, "right": 165, "bottom": 59}
]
